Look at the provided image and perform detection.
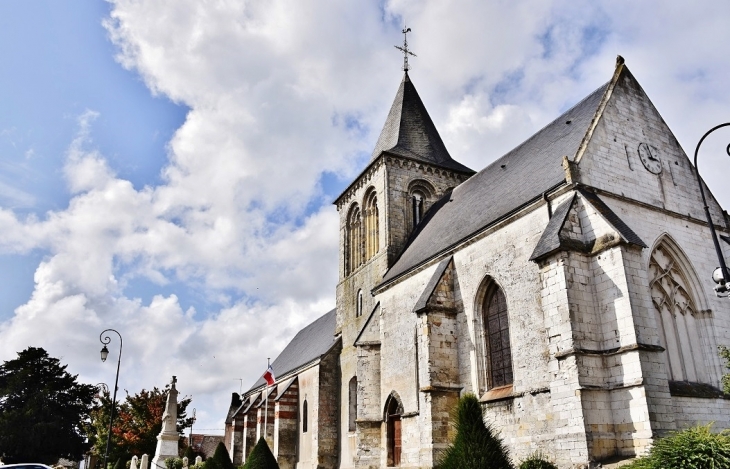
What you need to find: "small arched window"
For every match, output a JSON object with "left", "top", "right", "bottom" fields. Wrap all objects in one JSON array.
[
  {"left": 346, "top": 204, "right": 363, "bottom": 275},
  {"left": 302, "top": 399, "right": 308, "bottom": 433},
  {"left": 483, "top": 283, "right": 513, "bottom": 388},
  {"left": 356, "top": 290, "right": 363, "bottom": 317},
  {"left": 412, "top": 190, "right": 425, "bottom": 226},
  {"left": 348, "top": 377, "right": 357, "bottom": 432}
]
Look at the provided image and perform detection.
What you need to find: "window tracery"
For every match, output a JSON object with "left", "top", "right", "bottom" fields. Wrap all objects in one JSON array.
[
  {"left": 346, "top": 204, "right": 363, "bottom": 275},
  {"left": 364, "top": 189, "right": 379, "bottom": 261},
  {"left": 650, "top": 240, "right": 708, "bottom": 383}
]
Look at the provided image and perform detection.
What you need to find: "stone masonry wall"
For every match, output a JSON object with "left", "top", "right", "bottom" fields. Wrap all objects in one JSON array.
[{"left": 274, "top": 380, "right": 299, "bottom": 469}]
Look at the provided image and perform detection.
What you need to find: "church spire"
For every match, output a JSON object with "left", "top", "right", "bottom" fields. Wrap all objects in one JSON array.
[{"left": 370, "top": 73, "right": 473, "bottom": 174}]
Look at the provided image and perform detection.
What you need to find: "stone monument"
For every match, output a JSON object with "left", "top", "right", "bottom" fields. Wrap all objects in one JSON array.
[{"left": 151, "top": 376, "right": 180, "bottom": 468}]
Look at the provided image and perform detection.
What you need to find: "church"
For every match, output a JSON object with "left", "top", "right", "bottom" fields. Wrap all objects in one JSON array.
[{"left": 223, "top": 55, "right": 730, "bottom": 468}]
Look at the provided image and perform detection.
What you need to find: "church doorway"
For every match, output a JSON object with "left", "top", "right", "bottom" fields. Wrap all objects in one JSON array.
[{"left": 385, "top": 392, "right": 403, "bottom": 466}]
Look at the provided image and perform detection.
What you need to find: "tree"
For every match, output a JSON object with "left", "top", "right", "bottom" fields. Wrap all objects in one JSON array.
[
  {"left": 436, "top": 394, "right": 512, "bottom": 469},
  {"left": 87, "top": 385, "right": 194, "bottom": 462},
  {"left": 718, "top": 345, "right": 730, "bottom": 394},
  {"left": 210, "top": 442, "right": 234, "bottom": 469},
  {"left": 242, "top": 438, "right": 279, "bottom": 469},
  {"left": 0, "top": 347, "right": 96, "bottom": 464}
]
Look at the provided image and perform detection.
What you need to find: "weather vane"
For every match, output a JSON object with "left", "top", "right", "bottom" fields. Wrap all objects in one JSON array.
[{"left": 394, "top": 24, "right": 416, "bottom": 72}]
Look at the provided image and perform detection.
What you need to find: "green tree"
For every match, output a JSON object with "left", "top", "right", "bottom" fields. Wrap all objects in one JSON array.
[
  {"left": 436, "top": 393, "right": 512, "bottom": 469},
  {"left": 211, "top": 442, "right": 234, "bottom": 469},
  {"left": 242, "top": 438, "right": 279, "bottom": 469},
  {"left": 87, "top": 385, "right": 194, "bottom": 462},
  {"left": 0, "top": 347, "right": 96, "bottom": 464}
]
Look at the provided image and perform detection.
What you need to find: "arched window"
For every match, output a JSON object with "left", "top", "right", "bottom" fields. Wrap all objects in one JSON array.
[
  {"left": 302, "top": 399, "right": 308, "bottom": 433},
  {"left": 483, "top": 282, "right": 513, "bottom": 389},
  {"left": 650, "top": 238, "right": 708, "bottom": 383},
  {"left": 356, "top": 289, "right": 363, "bottom": 318},
  {"left": 364, "top": 189, "right": 379, "bottom": 261},
  {"left": 348, "top": 377, "right": 357, "bottom": 432},
  {"left": 346, "top": 204, "right": 363, "bottom": 275},
  {"left": 407, "top": 180, "right": 434, "bottom": 233},
  {"left": 412, "top": 190, "right": 425, "bottom": 226},
  {"left": 384, "top": 392, "right": 403, "bottom": 467}
]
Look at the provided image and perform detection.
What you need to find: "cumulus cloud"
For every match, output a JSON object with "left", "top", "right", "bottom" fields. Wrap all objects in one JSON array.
[{"left": 0, "top": 0, "right": 729, "bottom": 433}]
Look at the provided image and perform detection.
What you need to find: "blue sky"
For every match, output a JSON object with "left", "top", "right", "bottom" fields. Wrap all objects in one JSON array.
[
  {"left": 0, "top": 1, "right": 189, "bottom": 316},
  {"left": 0, "top": 0, "right": 729, "bottom": 435}
]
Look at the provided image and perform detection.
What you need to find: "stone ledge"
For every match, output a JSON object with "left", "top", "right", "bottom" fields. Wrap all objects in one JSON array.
[
  {"left": 555, "top": 342, "right": 664, "bottom": 359},
  {"left": 669, "top": 380, "right": 727, "bottom": 399},
  {"left": 420, "top": 384, "right": 462, "bottom": 393}
]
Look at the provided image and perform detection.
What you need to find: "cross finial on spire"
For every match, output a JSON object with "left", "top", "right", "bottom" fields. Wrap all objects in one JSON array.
[{"left": 394, "top": 24, "right": 416, "bottom": 72}]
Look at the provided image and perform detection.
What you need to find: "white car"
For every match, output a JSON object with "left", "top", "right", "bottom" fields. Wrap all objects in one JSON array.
[{"left": 0, "top": 464, "right": 55, "bottom": 469}]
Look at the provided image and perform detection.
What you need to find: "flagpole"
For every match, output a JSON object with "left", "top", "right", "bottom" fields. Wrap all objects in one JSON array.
[{"left": 264, "top": 357, "right": 269, "bottom": 440}]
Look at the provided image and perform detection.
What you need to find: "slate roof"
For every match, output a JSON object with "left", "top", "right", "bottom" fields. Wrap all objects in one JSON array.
[
  {"left": 370, "top": 72, "right": 474, "bottom": 173},
  {"left": 529, "top": 190, "right": 646, "bottom": 261},
  {"left": 380, "top": 82, "right": 610, "bottom": 285},
  {"left": 248, "top": 308, "right": 338, "bottom": 391}
]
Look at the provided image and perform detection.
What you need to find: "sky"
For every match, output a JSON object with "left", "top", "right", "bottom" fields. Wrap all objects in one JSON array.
[{"left": 1, "top": 0, "right": 729, "bottom": 437}]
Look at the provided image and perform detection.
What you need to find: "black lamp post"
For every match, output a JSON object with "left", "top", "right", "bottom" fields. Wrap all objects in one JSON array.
[
  {"left": 693, "top": 123, "right": 730, "bottom": 296},
  {"left": 99, "top": 329, "right": 123, "bottom": 469}
]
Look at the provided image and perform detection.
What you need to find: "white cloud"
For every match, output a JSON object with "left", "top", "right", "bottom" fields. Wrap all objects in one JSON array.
[{"left": 1, "top": 0, "right": 729, "bottom": 434}]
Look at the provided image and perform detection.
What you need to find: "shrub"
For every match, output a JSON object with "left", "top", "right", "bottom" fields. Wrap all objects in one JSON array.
[
  {"left": 165, "top": 458, "right": 184, "bottom": 469},
  {"left": 242, "top": 438, "right": 279, "bottom": 469},
  {"left": 518, "top": 452, "right": 557, "bottom": 469},
  {"left": 210, "top": 442, "right": 235, "bottom": 469},
  {"left": 436, "top": 394, "right": 512, "bottom": 469},
  {"left": 183, "top": 445, "right": 196, "bottom": 462},
  {"left": 623, "top": 423, "right": 730, "bottom": 469}
]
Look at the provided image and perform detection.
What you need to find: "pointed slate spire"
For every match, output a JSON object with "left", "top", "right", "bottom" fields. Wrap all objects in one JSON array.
[{"left": 371, "top": 73, "right": 473, "bottom": 173}]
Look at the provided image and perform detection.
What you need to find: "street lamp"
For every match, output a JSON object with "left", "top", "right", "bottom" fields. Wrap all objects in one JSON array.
[
  {"left": 189, "top": 408, "right": 196, "bottom": 453},
  {"left": 99, "top": 329, "right": 123, "bottom": 469},
  {"left": 693, "top": 122, "right": 730, "bottom": 296}
]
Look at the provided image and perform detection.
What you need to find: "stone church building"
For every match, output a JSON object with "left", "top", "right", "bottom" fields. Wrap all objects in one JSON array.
[{"left": 224, "top": 56, "right": 730, "bottom": 468}]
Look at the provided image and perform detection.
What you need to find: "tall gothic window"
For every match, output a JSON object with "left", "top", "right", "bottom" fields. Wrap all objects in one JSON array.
[
  {"left": 346, "top": 204, "right": 363, "bottom": 275},
  {"left": 348, "top": 377, "right": 357, "bottom": 432},
  {"left": 483, "top": 283, "right": 513, "bottom": 388},
  {"left": 364, "top": 189, "right": 379, "bottom": 261},
  {"left": 650, "top": 238, "right": 708, "bottom": 383}
]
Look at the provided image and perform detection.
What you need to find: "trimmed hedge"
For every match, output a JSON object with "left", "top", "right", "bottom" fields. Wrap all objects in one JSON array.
[{"left": 242, "top": 438, "right": 279, "bottom": 469}]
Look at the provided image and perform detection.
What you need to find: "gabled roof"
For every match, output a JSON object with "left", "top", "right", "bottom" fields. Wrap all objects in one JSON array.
[
  {"left": 379, "top": 80, "right": 610, "bottom": 285},
  {"left": 370, "top": 72, "right": 473, "bottom": 174},
  {"left": 248, "top": 308, "right": 338, "bottom": 391},
  {"left": 529, "top": 190, "right": 646, "bottom": 261}
]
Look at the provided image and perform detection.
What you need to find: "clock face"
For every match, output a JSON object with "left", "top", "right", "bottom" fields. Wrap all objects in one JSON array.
[{"left": 637, "top": 142, "right": 662, "bottom": 174}]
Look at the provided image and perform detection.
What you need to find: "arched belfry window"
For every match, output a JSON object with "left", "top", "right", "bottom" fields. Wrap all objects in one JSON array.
[
  {"left": 346, "top": 204, "right": 363, "bottom": 275},
  {"left": 649, "top": 237, "right": 708, "bottom": 383},
  {"left": 407, "top": 180, "right": 434, "bottom": 233},
  {"left": 364, "top": 189, "right": 379, "bottom": 261},
  {"left": 480, "top": 280, "right": 513, "bottom": 389}
]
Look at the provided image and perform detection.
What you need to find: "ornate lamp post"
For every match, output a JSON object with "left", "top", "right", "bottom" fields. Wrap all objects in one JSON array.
[
  {"left": 693, "top": 123, "right": 730, "bottom": 296},
  {"left": 99, "top": 329, "right": 123, "bottom": 469}
]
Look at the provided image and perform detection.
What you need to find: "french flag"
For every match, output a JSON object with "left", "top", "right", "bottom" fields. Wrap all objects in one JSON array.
[{"left": 263, "top": 364, "right": 275, "bottom": 386}]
